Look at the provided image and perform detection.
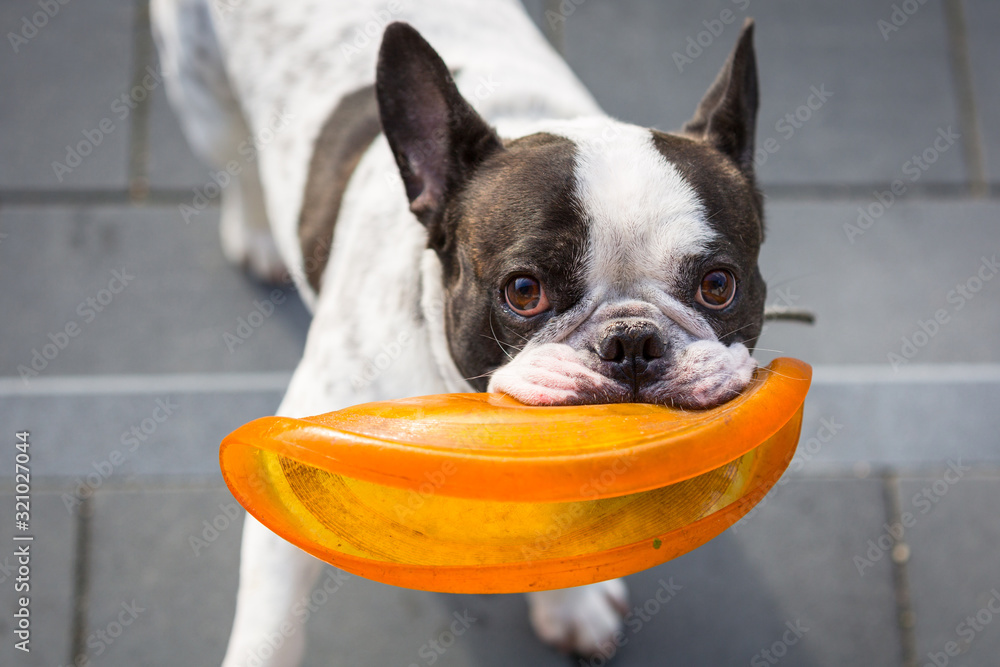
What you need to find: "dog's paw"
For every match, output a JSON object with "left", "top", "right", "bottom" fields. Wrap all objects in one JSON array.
[
  {"left": 221, "top": 226, "right": 288, "bottom": 284},
  {"left": 527, "top": 579, "right": 628, "bottom": 657}
]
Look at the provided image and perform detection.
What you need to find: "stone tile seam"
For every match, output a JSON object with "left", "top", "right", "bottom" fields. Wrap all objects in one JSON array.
[
  {"left": 69, "top": 496, "right": 92, "bottom": 667},
  {"left": 3, "top": 365, "right": 999, "bottom": 397},
  {"left": 883, "top": 473, "right": 918, "bottom": 667},
  {"left": 126, "top": 0, "right": 155, "bottom": 202},
  {"left": 3, "top": 183, "right": 1000, "bottom": 208},
  {"left": 0, "top": 372, "right": 292, "bottom": 396},
  {"left": 943, "top": 0, "right": 988, "bottom": 195}
]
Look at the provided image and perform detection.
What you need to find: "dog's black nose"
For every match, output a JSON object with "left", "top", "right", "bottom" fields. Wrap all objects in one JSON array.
[
  {"left": 597, "top": 320, "right": 665, "bottom": 365},
  {"left": 597, "top": 321, "right": 666, "bottom": 399}
]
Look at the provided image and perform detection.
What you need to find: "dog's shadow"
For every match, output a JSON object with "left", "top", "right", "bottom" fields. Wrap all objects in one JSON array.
[
  {"left": 293, "top": 477, "right": 895, "bottom": 666},
  {"left": 433, "top": 532, "right": 829, "bottom": 667}
]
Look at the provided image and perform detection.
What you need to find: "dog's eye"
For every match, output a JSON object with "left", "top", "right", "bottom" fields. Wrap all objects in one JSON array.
[
  {"left": 696, "top": 269, "right": 736, "bottom": 309},
  {"left": 504, "top": 275, "right": 549, "bottom": 316}
]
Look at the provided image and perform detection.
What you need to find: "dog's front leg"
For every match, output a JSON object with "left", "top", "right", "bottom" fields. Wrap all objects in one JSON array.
[
  {"left": 221, "top": 515, "right": 324, "bottom": 667},
  {"left": 526, "top": 579, "right": 629, "bottom": 658}
]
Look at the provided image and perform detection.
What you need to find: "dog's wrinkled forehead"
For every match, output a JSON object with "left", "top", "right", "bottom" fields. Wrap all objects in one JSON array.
[
  {"left": 453, "top": 118, "right": 761, "bottom": 297},
  {"left": 549, "top": 119, "right": 715, "bottom": 294},
  {"left": 445, "top": 131, "right": 587, "bottom": 301}
]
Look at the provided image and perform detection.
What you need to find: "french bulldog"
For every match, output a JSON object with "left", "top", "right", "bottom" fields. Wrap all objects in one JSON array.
[{"left": 152, "top": 0, "right": 766, "bottom": 663}]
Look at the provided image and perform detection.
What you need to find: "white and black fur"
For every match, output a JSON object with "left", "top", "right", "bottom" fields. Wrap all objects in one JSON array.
[{"left": 152, "top": 0, "right": 766, "bottom": 663}]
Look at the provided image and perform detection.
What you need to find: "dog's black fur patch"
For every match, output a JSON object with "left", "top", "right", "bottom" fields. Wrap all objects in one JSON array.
[
  {"left": 443, "top": 132, "right": 587, "bottom": 389},
  {"left": 298, "top": 84, "right": 382, "bottom": 292},
  {"left": 650, "top": 132, "right": 766, "bottom": 351}
]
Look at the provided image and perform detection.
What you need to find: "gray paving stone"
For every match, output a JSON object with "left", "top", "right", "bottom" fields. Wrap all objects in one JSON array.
[
  {"left": 964, "top": 1, "right": 1000, "bottom": 184},
  {"left": 902, "top": 477, "right": 1000, "bottom": 667},
  {"left": 1, "top": 389, "right": 283, "bottom": 481},
  {"left": 0, "top": 491, "right": 77, "bottom": 666},
  {"left": 0, "top": 0, "right": 135, "bottom": 190},
  {"left": 560, "top": 0, "right": 964, "bottom": 187},
  {"left": 83, "top": 488, "right": 243, "bottom": 667},
  {"left": 84, "top": 489, "right": 523, "bottom": 667},
  {"left": 0, "top": 204, "right": 310, "bottom": 377},
  {"left": 518, "top": 0, "right": 555, "bottom": 44},
  {"left": 300, "top": 576, "right": 556, "bottom": 667},
  {"left": 611, "top": 478, "right": 900, "bottom": 666},
  {"left": 755, "top": 199, "right": 1000, "bottom": 366},
  {"left": 146, "top": 68, "right": 213, "bottom": 191},
  {"left": 797, "top": 374, "right": 1000, "bottom": 468},
  {"left": 67, "top": 478, "right": 894, "bottom": 667}
]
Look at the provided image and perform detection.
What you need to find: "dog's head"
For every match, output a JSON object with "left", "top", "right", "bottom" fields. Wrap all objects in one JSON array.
[{"left": 376, "top": 21, "right": 765, "bottom": 408}]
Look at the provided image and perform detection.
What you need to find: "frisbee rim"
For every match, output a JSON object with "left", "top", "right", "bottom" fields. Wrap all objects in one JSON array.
[{"left": 219, "top": 357, "right": 811, "bottom": 503}]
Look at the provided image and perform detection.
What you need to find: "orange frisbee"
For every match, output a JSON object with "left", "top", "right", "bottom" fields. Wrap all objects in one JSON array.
[{"left": 220, "top": 357, "right": 811, "bottom": 593}]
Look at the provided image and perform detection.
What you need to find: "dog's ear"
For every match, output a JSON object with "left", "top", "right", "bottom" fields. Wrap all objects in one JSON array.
[
  {"left": 376, "top": 22, "right": 503, "bottom": 244},
  {"left": 682, "top": 19, "right": 759, "bottom": 178}
]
